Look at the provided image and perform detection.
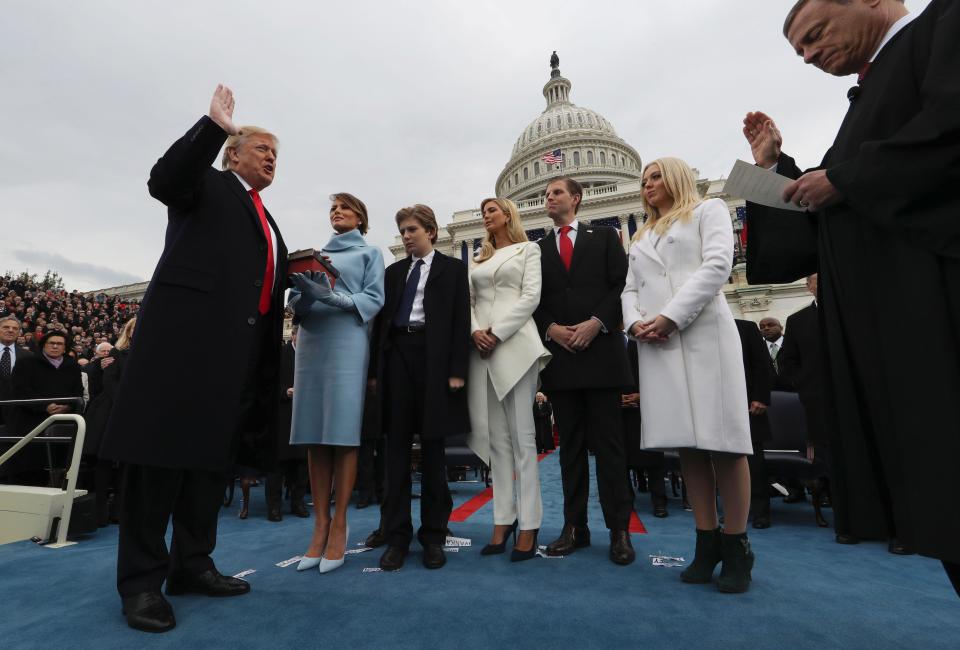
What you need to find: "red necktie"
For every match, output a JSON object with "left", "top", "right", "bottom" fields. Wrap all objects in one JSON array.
[
  {"left": 857, "top": 62, "right": 871, "bottom": 84},
  {"left": 248, "top": 189, "right": 275, "bottom": 315},
  {"left": 558, "top": 225, "right": 573, "bottom": 271}
]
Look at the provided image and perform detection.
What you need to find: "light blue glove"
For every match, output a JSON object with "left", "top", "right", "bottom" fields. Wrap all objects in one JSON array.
[
  {"left": 291, "top": 271, "right": 355, "bottom": 312},
  {"left": 314, "top": 273, "right": 356, "bottom": 311},
  {"left": 291, "top": 271, "right": 332, "bottom": 304}
]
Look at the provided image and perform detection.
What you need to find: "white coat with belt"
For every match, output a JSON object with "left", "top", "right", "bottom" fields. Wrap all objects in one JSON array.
[
  {"left": 621, "top": 198, "right": 751, "bottom": 455},
  {"left": 467, "top": 242, "right": 551, "bottom": 463}
]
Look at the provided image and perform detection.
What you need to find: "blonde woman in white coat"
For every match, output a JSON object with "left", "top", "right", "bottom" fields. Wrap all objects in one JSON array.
[
  {"left": 621, "top": 157, "right": 755, "bottom": 593},
  {"left": 468, "top": 197, "right": 551, "bottom": 562}
]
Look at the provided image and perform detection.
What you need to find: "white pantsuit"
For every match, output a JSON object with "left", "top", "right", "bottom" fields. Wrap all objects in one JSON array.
[
  {"left": 467, "top": 242, "right": 551, "bottom": 529},
  {"left": 621, "top": 198, "right": 752, "bottom": 455}
]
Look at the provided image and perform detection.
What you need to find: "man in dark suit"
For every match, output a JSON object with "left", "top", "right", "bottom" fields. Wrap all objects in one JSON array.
[
  {"left": 622, "top": 338, "right": 666, "bottom": 518},
  {"left": 534, "top": 176, "right": 635, "bottom": 565},
  {"left": 99, "top": 86, "right": 288, "bottom": 632},
  {"left": 0, "top": 314, "right": 33, "bottom": 432},
  {"left": 743, "top": 0, "right": 960, "bottom": 594},
  {"left": 758, "top": 317, "right": 792, "bottom": 392},
  {"left": 369, "top": 204, "right": 471, "bottom": 571},
  {"left": 533, "top": 392, "right": 555, "bottom": 453},
  {"left": 734, "top": 319, "right": 774, "bottom": 529}
]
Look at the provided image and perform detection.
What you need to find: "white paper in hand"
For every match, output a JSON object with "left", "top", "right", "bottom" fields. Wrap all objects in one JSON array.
[{"left": 723, "top": 160, "right": 805, "bottom": 212}]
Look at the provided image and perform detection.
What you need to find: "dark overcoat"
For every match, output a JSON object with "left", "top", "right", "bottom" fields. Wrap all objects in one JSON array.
[
  {"left": 744, "top": 0, "right": 960, "bottom": 562},
  {"left": 777, "top": 303, "right": 826, "bottom": 446},
  {"left": 533, "top": 225, "right": 631, "bottom": 391},
  {"left": 734, "top": 319, "right": 772, "bottom": 443},
  {"left": 369, "top": 251, "right": 471, "bottom": 439},
  {"left": 100, "top": 116, "right": 288, "bottom": 472}
]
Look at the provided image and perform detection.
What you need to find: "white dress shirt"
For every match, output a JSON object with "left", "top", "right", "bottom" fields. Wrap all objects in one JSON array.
[
  {"left": 767, "top": 335, "right": 784, "bottom": 358},
  {"left": 232, "top": 171, "right": 279, "bottom": 288},
  {"left": 1, "top": 344, "right": 17, "bottom": 371},
  {"left": 406, "top": 249, "right": 436, "bottom": 325},
  {"left": 870, "top": 12, "right": 917, "bottom": 62},
  {"left": 552, "top": 219, "right": 579, "bottom": 252}
]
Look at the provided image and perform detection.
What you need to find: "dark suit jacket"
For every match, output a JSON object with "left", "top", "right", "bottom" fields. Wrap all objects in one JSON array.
[
  {"left": 0, "top": 346, "right": 32, "bottom": 428},
  {"left": 534, "top": 224, "right": 631, "bottom": 391},
  {"left": 369, "top": 251, "right": 471, "bottom": 439},
  {"left": 735, "top": 319, "right": 772, "bottom": 442},
  {"left": 100, "top": 116, "right": 288, "bottom": 472},
  {"left": 10, "top": 354, "right": 84, "bottom": 436}
]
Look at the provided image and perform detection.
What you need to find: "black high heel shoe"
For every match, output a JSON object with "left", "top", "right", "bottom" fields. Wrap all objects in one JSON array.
[
  {"left": 481, "top": 520, "right": 518, "bottom": 556},
  {"left": 511, "top": 529, "right": 540, "bottom": 562}
]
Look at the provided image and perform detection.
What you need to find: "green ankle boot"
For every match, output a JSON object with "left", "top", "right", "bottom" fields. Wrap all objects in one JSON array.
[
  {"left": 718, "top": 532, "right": 755, "bottom": 593},
  {"left": 680, "top": 527, "right": 722, "bottom": 583}
]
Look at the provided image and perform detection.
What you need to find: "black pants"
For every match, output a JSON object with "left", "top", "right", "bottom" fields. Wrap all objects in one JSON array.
[
  {"left": 380, "top": 332, "right": 452, "bottom": 549},
  {"left": 747, "top": 438, "right": 770, "bottom": 519},
  {"left": 265, "top": 458, "right": 307, "bottom": 510},
  {"left": 549, "top": 388, "right": 633, "bottom": 531},
  {"left": 116, "top": 464, "right": 225, "bottom": 597},
  {"left": 357, "top": 438, "right": 385, "bottom": 502}
]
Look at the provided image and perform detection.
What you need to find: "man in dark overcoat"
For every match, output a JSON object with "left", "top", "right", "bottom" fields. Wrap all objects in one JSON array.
[
  {"left": 743, "top": 0, "right": 960, "bottom": 594},
  {"left": 99, "top": 85, "right": 288, "bottom": 631},
  {"left": 734, "top": 319, "right": 773, "bottom": 528}
]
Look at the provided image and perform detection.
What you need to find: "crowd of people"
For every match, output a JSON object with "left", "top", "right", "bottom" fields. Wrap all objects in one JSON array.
[{"left": 2, "top": 0, "right": 957, "bottom": 636}]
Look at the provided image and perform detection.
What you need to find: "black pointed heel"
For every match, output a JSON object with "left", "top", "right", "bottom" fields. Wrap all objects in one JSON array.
[
  {"left": 481, "top": 520, "right": 518, "bottom": 556},
  {"left": 510, "top": 529, "right": 540, "bottom": 562}
]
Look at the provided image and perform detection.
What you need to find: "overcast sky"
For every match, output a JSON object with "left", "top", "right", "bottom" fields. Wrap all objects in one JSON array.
[{"left": 2, "top": 0, "right": 931, "bottom": 291}]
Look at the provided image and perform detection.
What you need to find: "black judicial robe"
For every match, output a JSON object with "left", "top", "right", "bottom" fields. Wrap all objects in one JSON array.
[{"left": 745, "top": 0, "right": 960, "bottom": 563}]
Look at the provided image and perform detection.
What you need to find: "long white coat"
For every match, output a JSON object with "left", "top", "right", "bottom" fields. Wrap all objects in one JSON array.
[
  {"left": 467, "top": 242, "right": 551, "bottom": 462},
  {"left": 621, "top": 198, "right": 751, "bottom": 454}
]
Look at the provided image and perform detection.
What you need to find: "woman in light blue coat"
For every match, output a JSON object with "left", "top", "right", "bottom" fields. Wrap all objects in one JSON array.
[{"left": 288, "top": 193, "right": 385, "bottom": 574}]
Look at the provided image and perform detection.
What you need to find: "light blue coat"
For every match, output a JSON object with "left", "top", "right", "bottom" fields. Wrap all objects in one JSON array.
[{"left": 288, "top": 229, "right": 385, "bottom": 446}]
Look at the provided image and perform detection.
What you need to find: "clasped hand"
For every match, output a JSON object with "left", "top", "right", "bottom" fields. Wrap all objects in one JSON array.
[
  {"left": 472, "top": 328, "right": 500, "bottom": 359},
  {"left": 291, "top": 271, "right": 333, "bottom": 304},
  {"left": 630, "top": 315, "right": 676, "bottom": 344},
  {"left": 549, "top": 319, "right": 602, "bottom": 354}
]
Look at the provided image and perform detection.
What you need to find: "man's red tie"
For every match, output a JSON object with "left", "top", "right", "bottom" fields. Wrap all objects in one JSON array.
[
  {"left": 558, "top": 225, "right": 573, "bottom": 271},
  {"left": 248, "top": 189, "right": 275, "bottom": 315},
  {"left": 857, "top": 62, "right": 871, "bottom": 84}
]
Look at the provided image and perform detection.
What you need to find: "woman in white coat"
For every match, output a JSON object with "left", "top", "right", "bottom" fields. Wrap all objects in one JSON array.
[
  {"left": 468, "top": 197, "right": 551, "bottom": 562},
  {"left": 621, "top": 157, "right": 755, "bottom": 593}
]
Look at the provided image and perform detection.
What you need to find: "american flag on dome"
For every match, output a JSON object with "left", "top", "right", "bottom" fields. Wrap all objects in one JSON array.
[{"left": 541, "top": 149, "right": 563, "bottom": 164}]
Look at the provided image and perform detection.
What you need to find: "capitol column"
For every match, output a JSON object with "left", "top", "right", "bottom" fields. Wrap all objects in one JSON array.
[{"left": 618, "top": 214, "right": 630, "bottom": 252}]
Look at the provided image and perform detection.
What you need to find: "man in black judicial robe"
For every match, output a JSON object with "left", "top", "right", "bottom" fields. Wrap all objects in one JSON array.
[
  {"left": 734, "top": 319, "right": 774, "bottom": 529},
  {"left": 742, "top": 0, "right": 960, "bottom": 594},
  {"left": 99, "top": 86, "right": 288, "bottom": 631}
]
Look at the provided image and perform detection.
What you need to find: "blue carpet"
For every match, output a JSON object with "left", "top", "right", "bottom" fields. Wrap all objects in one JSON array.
[{"left": 1, "top": 452, "right": 957, "bottom": 648}]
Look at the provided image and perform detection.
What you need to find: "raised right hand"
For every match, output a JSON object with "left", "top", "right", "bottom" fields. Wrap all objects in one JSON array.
[
  {"left": 209, "top": 84, "right": 240, "bottom": 135},
  {"left": 742, "top": 111, "right": 782, "bottom": 168}
]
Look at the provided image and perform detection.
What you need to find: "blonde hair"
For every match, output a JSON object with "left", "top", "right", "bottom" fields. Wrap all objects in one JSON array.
[
  {"left": 115, "top": 316, "right": 137, "bottom": 351},
  {"left": 220, "top": 126, "right": 279, "bottom": 170},
  {"left": 474, "top": 198, "right": 528, "bottom": 263},
  {"left": 635, "top": 157, "right": 702, "bottom": 241}
]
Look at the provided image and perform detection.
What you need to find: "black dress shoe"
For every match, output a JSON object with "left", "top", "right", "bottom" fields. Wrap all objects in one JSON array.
[
  {"left": 291, "top": 501, "right": 310, "bottom": 518},
  {"left": 356, "top": 496, "right": 371, "bottom": 510},
  {"left": 835, "top": 533, "right": 860, "bottom": 545},
  {"left": 752, "top": 516, "right": 771, "bottom": 530},
  {"left": 238, "top": 507, "right": 249, "bottom": 520},
  {"left": 380, "top": 545, "right": 407, "bottom": 571},
  {"left": 165, "top": 569, "right": 250, "bottom": 597},
  {"left": 267, "top": 508, "right": 282, "bottom": 522},
  {"left": 121, "top": 592, "right": 176, "bottom": 633},
  {"left": 653, "top": 502, "right": 669, "bottom": 518},
  {"left": 422, "top": 544, "right": 446, "bottom": 569},
  {"left": 609, "top": 530, "right": 636, "bottom": 566},
  {"left": 366, "top": 528, "right": 387, "bottom": 548},
  {"left": 888, "top": 538, "right": 916, "bottom": 555},
  {"left": 545, "top": 524, "right": 591, "bottom": 557}
]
